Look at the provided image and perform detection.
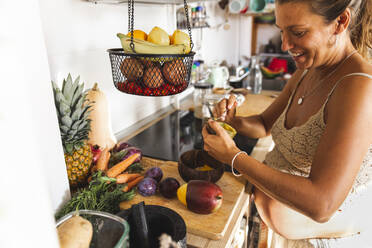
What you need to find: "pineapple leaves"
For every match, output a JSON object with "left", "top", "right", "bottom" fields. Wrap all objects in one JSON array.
[
  {"left": 59, "top": 101, "right": 71, "bottom": 116},
  {"left": 62, "top": 74, "right": 74, "bottom": 104},
  {"left": 61, "top": 116, "right": 73, "bottom": 128},
  {"left": 71, "top": 120, "right": 83, "bottom": 130},
  {"left": 71, "top": 84, "right": 84, "bottom": 108},
  {"left": 52, "top": 73, "right": 92, "bottom": 155},
  {"left": 71, "top": 107, "right": 82, "bottom": 121},
  {"left": 65, "top": 143, "right": 74, "bottom": 154},
  {"left": 59, "top": 125, "right": 70, "bottom": 134}
]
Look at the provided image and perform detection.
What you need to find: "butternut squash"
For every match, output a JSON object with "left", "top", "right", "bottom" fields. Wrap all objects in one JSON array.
[
  {"left": 57, "top": 215, "right": 93, "bottom": 248},
  {"left": 86, "top": 83, "right": 117, "bottom": 150}
]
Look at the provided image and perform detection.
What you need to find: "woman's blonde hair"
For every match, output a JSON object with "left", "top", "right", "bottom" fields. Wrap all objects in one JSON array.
[{"left": 276, "top": 0, "right": 372, "bottom": 60}]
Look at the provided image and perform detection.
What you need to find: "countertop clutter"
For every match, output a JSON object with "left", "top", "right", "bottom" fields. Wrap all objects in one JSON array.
[{"left": 120, "top": 90, "right": 276, "bottom": 248}]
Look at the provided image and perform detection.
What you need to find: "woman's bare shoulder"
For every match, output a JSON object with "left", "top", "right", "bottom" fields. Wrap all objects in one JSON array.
[{"left": 347, "top": 53, "right": 372, "bottom": 75}]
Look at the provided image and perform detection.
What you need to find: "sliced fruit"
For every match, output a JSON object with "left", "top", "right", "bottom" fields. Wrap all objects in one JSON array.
[
  {"left": 260, "top": 65, "right": 284, "bottom": 79},
  {"left": 195, "top": 165, "right": 214, "bottom": 171}
]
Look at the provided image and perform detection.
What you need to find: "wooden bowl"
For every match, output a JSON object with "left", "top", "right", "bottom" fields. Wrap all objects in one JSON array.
[{"left": 178, "top": 149, "right": 225, "bottom": 183}]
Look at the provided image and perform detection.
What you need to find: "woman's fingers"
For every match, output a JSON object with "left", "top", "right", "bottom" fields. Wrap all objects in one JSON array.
[
  {"left": 214, "top": 98, "right": 228, "bottom": 119},
  {"left": 227, "top": 94, "right": 237, "bottom": 110},
  {"left": 208, "top": 119, "right": 225, "bottom": 136}
]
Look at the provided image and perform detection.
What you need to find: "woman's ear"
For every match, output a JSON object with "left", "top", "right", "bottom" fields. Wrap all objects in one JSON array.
[{"left": 334, "top": 8, "right": 351, "bottom": 34}]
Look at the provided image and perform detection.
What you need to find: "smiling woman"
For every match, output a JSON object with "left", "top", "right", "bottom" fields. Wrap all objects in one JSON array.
[{"left": 201, "top": 0, "right": 372, "bottom": 247}]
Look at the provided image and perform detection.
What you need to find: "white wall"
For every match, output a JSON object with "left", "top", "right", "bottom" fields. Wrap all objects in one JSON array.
[{"left": 0, "top": 1, "right": 63, "bottom": 247}]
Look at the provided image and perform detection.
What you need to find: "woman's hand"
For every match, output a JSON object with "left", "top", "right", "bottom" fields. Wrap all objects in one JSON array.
[
  {"left": 202, "top": 119, "right": 240, "bottom": 165},
  {"left": 213, "top": 94, "right": 238, "bottom": 124}
]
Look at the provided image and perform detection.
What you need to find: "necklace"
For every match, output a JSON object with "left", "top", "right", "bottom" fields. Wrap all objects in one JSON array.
[{"left": 297, "top": 50, "right": 357, "bottom": 105}]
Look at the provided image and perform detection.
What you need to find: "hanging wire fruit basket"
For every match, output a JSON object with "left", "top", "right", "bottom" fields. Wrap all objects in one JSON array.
[{"left": 107, "top": 0, "right": 195, "bottom": 97}]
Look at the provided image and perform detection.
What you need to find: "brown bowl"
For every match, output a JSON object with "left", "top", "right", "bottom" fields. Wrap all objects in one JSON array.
[{"left": 178, "top": 149, "right": 225, "bottom": 183}]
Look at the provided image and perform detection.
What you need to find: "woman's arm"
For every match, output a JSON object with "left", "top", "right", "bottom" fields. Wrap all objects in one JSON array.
[
  {"left": 203, "top": 74, "right": 372, "bottom": 223},
  {"left": 213, "top": 70, "right": 304, "bottom": 138}
]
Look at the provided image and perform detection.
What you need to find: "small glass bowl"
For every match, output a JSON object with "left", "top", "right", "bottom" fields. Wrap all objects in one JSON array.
[{"left": 56, "top": 210, "right": 130, "bottom": 248}]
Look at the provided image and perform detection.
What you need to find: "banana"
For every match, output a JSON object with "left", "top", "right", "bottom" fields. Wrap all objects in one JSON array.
[{"left": 117, "top": 33, "right": 188, "bottom": 55}]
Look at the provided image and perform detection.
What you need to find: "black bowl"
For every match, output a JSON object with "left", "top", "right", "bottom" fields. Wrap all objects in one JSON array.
[
  {"left": 117, "top": 205, "right": 186, "bottom": 248},
  {"left": 178, "top": 149, "right": 225, "bottom": 183}
]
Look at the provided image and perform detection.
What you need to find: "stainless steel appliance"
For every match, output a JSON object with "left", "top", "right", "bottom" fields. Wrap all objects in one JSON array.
[{"left": 126, "top": 110, "right": 258, "bottom": 162}]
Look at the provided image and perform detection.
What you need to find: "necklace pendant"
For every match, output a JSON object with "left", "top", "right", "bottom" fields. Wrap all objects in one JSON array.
[{"left": 297, "top": 97, "right": 303, "bottom": 105}]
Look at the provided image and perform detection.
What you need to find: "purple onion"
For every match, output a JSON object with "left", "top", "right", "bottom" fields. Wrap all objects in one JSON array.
[
  {"left": 114, "top": 142, "right": 132, "bottom": 153},
  {"left": 121, "top": 146, "right": 142, "bottom": 163}
]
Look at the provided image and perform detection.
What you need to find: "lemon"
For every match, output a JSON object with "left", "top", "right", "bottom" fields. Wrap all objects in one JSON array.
[
  {"left": 147, "top": 26, "right": 170, "bottom": 45},
  {"left": 171, "top": 30, "right": 191, "bottom": 53},
  {"left": 177, "top": 183, "right": 188, "bottom": 206}
]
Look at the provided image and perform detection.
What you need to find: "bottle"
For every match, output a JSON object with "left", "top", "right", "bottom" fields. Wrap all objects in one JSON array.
[
  {"left": 247, "top": 56, "right": 262, "bottom": 94},
  {"left": 191, "top": 7, "right": 197, "bottom": 27},
  {"left": 193, "top": 82, "right": 213, "bottom": 119}
]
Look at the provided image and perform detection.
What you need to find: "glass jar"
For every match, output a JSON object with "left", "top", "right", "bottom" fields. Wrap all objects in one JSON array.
[
  {"left": 193, "top": 82, "right": 213, "bottom": 119},
  {"left": 247, "top": 55, "right": 262, "bottom": 94}
]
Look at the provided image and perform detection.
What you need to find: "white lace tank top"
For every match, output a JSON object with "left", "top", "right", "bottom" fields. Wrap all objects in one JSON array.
[{"left": 264, "top": 72, "right": 372, "bottom": 210}]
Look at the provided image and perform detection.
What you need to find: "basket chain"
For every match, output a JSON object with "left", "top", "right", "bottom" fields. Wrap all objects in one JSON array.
[
  {"left": 183, "top": 0, "right": 194, "bottom": 51},
  {"left": 127, "top": 0, "right": 193, "bottom": 52},
  {"left": 128, "top": 0, "right": 135, "bottom": 52}
]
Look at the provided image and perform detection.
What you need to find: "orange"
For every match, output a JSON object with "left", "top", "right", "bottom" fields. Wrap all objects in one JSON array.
[{"left": 126, "top": 30, "right": 147, "bottom": 41}]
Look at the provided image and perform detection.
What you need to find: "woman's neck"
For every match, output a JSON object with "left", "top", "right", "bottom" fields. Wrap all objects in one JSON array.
[{"left": 314, "top": 39, "right": 356, "bottom": 76}]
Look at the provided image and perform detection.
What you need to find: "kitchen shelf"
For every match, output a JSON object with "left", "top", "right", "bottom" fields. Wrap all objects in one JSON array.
[
  {"left": 259, "top": 52, "right": 291, "bottom": 58},
  {"left": 178, "top": 23, "right": 210, "bottom": 30},
  {"left": 86, "top": 0, "right": 217, "bottom": 5}
]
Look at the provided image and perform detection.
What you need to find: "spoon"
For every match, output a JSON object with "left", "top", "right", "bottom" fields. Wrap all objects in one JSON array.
[{"left": 206, "top": 103, "right": 225, "bottom": 121}]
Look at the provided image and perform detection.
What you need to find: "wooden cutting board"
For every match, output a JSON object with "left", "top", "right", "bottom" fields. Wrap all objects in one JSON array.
[{"left": 119, "top": 159, "right": 246, "bottom": 240}]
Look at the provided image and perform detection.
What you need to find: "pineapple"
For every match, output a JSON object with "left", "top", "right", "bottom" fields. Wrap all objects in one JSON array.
[{"left": 52, "top": 74, "right": 93, "bottom": 188}]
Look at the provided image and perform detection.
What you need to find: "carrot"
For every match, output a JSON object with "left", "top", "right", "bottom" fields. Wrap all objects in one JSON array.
[
  {"left": 96, "top": 147, "right": 111, "bottom": 171},
  {"left": 106, "top": 153, "right": 140, "bottom": 178},
  {"left": 116, "top": 173, "right": 142, "bottom": 184},
  {"left": 122, "top": 176, "right": 144, "bottom": 192},
  {"left": 87, "top": 176, "right": 93, "bottom": 183}
]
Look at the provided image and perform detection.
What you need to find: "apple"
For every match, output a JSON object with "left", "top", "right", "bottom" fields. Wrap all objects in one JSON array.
[
  {"left": 90, "top": 144, "right": 102, "bottom": 164},
  {"left": 177, "top": 180, "right": 223, "bottom": 214}
]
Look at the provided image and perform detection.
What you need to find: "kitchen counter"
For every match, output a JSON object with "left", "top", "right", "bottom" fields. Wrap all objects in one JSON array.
[{"left": 118, "top": 89, "right": 277, "bottom": 248}]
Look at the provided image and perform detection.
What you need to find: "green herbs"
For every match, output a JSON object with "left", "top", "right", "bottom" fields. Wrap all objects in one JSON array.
[{"left": 55, "top": 171, "right": 135, "bottom": 220}]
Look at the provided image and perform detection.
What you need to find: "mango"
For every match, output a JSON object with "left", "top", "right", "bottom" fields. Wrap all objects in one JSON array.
[{"left": 177, "top": 180, "right": 223, "bottom": 214}]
